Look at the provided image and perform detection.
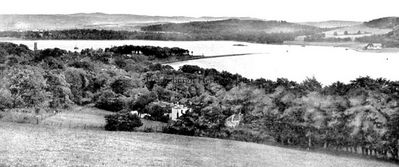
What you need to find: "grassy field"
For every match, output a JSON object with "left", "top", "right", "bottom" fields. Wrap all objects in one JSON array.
[
  {"left": 38, "top": 106, "right": 167, "bottom": 132},
  {"left": 39, "top": 106, "right": 112, "bottom": 129},
  {"left": 0, "top": 121, "right": 397, "bottom": 167},
  {"left": 1, "top": 107, "right": 398, "bottom": 166}
]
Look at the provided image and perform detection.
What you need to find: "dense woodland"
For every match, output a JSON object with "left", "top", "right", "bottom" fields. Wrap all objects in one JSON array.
[
  {"left": 1, "top": 42, "right": 399, "bottom": 161},
  {"left": 0, "top": 29, "right": 193, "bottom": 41},
  {"left": 0, "top": 29, "right": 307, "bottom": 44}
]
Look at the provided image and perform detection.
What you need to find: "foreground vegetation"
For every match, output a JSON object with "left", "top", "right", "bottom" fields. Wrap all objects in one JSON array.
[
  {"left": 1, "top": 42, "right": 399, "bottom": 162},
  {"left": 1, "top": 121, "right": 397, "bottom": 167}
]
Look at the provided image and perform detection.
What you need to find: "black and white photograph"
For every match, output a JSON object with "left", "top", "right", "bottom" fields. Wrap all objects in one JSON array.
[{"left": 1, "top": 0, "right": 399, "bottom": 166}]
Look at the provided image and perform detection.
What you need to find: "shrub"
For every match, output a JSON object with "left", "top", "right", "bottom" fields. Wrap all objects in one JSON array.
[
  {"left": 104, "top": 113, "right": 143, "bottom": 131},
  {"left": 0, "top": 88, "right": 12, "bottom": 110}
]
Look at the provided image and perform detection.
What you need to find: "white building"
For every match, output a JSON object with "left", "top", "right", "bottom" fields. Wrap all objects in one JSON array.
[
  {"left": 364, "top": 43, "right": 383, "bottom": 50},
  {"left": 169, "top": 104, "right": 190, "bottom": 121},
  {"left": 225, "top": 113, "right": 243, "bottom": 128}
]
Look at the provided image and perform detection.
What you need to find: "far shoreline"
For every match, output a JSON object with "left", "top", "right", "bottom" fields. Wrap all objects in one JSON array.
[{"left": 283, "top": 41, "right": 399, "bottom": 53}]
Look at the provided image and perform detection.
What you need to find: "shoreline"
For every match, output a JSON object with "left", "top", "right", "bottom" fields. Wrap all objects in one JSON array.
[
  {"left": 283, "top": 41, "right": 399, "bottom": 53},
  {"left": 2, "top": 38, "right": 399, "bottom": 53},
  {"left": 161, "top": 53, "right": 262, "bottom": 64}
]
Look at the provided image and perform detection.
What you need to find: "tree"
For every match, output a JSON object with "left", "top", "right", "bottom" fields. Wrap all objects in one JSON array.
[
  {"left": 95, "top": 90, "right": 126, "bottom": 112},
  {"left": 145, "top": 103, "right": 171, "bottom": 122},
  {"left": 111, "top": 77, "right": 138, "bottom": 95},
  {"left": 64, "top": 67, "right": 90, "bottom": 104},
  {"left": 45, "top": 71, "right": 72, "bottom": 108},
  {"left": 130, "top": 92, "right": 158, "bottom": 113},
  {"left": 0, "top": 47, "right": 7, "bottom": 64},
  {"left": 344, "top": 31, "right": 349, "bottom": 35},
  {"left": 333, "top": 32, "right": 338, "bottom": 36},
  {"left": 300, "top": 77, "right": 322, "bottom": 93},
  {"left": 7, "top": 65, "right": 48, "bottom": 108},
  {"left": 36, "top": 48, "right": 67, "bottom": 61}
]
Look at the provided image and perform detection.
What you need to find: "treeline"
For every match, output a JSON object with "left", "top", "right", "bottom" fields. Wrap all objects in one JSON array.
[
  {"left": 0, "top": 29, "right": 313, "bottom": 44},
  {"left": 1, "top": 42, "right": 399, "bottom": 161},
  {"left": 166, "top": 65, "right": 399, "bottom": 160},
  {"left": 106, "top": 45, "right": 190, "bottom": 59},
  {"left": 304, "top": 33, "right": 352, "bottom": 42},
  {"left": 0, "top": 29, "right": 192, "bottom": 41},
  {"left": 355, "top": 30, "right": 399, "bottom": 48}
]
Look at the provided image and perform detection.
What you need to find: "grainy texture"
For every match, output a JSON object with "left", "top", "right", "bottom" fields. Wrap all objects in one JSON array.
[{"left": 0, "top": 122, "right": 397, "bottom": 167}]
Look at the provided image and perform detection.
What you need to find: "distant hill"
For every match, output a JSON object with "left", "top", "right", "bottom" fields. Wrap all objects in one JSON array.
[
  {"left": 141, "top": 19, "right": 321, "bottom": 34},
  {"left": 386, "top": 28, "right": 399, "bottom": 40},
  {"left": 0, "top": 13, "right": 238, "bottom": 31},
  {"left": 300, "top": 20, "right": 361, "bottom": 28},
  {"left": 139, "top": 19, "right": 323, "bottom": 43},
  {"left": 364, "top": 17, "right": 399, "bottom": 29}
]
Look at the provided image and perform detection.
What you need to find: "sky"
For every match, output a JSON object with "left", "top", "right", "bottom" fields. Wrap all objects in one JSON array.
[{"left": 0, "top": 0, "right": 398, "bottom": 22}]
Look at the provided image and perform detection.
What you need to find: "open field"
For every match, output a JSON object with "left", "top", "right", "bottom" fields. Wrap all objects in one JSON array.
[
  {"left": 0, "top": 121, "right": 397, "bottom": 167},
  {"left": 39, "top": 106, "right": 112, "bottom": 129},
  {"left": 39, "top": 106, "right": 167, "bottom": 132},
  {"left": 323, "top": 24, "right": 391, "bottom": 38}
]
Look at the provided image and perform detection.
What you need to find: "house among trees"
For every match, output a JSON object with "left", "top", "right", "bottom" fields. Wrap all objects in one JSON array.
[
  {"left": 225, "top": 113, "right": 243, "bottom": 128},
  {"left": 169, "top": 104, "right": 191, "bottom": 121},
  {"left": 364, "top": 43, "right": 383, "bottom": 50}
]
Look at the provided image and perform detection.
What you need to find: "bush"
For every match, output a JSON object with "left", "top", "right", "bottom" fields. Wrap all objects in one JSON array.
[
  {"left": 104, "top": 113, "right": 143, "bottom": 131},
  {"left": 0, "top": 88, "right": 12, "bottom": 110}
]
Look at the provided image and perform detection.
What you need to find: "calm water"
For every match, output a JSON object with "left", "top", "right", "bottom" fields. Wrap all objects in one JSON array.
[{"left": 2, "top": 39, "right": 398, "bottom": 85}]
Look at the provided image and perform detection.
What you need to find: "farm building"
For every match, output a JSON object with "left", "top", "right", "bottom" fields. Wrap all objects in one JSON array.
[{"left": 364, "top": 43, "right": 383, "bottom": 50}]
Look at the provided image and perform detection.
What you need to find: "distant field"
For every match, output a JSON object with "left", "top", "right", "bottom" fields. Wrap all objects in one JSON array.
[
  {"left": 0, "top": 121, "right": 397, "bottom": 167},
  {"left": 323, "top": 24, "right": 391, "bottom": 38}
]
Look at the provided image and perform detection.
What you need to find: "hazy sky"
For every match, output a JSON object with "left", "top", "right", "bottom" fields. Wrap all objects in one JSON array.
[{"left": 1, "top": 0, "right": 398, "bottom": 22}]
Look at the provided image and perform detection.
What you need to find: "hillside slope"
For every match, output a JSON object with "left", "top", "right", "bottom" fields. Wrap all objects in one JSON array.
[
  {"left": 141, "top": 19, "right": 321, "bottom": 34},
  {"left": 0, "top": 122, "right": 397, "bottom": 167},
  {"left": 140, "top": 19, "right": 322, "bottom": 43},
  {"left": 364, "top": 17, "right": 399, "bottom": 29},
  {"left": 300, "top": 20, "right": 361, "bottom": 28},
  {"left": 0, "top": 13, "right": 235, "bottom": 31}
]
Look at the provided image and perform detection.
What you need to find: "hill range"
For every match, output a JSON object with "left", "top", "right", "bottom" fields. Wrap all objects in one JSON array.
[{"left": 0, "top": 13, "right": 256, "bottom": 31}]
